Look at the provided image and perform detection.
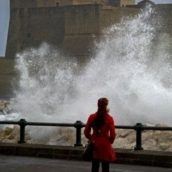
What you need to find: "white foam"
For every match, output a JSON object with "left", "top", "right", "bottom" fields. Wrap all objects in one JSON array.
[{"left": 9, "top": 6, "right": 172, "bottom": 128}]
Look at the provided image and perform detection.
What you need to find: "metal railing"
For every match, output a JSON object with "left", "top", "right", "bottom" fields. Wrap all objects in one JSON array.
[{"left": 0, "top": 119, "right": 172, "bottom": 150}]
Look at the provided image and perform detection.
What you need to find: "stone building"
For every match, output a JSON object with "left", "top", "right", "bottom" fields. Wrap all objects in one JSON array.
[
  {"left": 6, "top": 0, "right": 172, "bottom": 59},
  {"left": 6, "top": 0, "right": 139, "bottom": 58},
  {"left": 1, "top": 0, "right": 172, "bottom": 98},
  {"left": 10, "top": 0, "right": 135, "bottom": 8},
  {"left": 120, "top": 0, "right": 135, "bottom": 7},
  {"left": 10, "top": 0, "right": 104, "bottom": 8}
]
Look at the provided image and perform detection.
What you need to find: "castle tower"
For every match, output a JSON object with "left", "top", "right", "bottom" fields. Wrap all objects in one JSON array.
[
  {"left": 6, "top": 0, "right": 65, "bottom": 58},
  {"left": 5, "top": 0, "right": 103, "bottom": 58},
  {"left": 10, "top": 0, "right": 103, "bottom": 8},
  {"left": 10, "top": 0, "right": 60, "bottom": 8}
]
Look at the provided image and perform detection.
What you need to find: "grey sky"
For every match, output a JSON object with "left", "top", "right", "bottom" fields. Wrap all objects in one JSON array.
[
  {"left": 0, "top": 0, "right": 172, "bottom": 56},
  {"left": 0, "top": 0, "right": 9, "bottom": 56}
]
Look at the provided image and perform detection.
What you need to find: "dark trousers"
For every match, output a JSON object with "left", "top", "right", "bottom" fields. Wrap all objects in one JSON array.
[{"left": 91, "top": 160, "right": 109, "bottom": 172}]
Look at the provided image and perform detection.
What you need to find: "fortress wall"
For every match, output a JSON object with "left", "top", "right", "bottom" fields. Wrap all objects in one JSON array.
[
  {"left": 151, "top": 5, "right": 172, "bottom": 56},
  {"left": 155, "top": 5, "right": 172, "bottom": 34},
  {"left": 0, "top": 59, "right": 15, "bottom": 74},
  {"left": 0, "top": 59, "right": 16, "bottom": 98},
  {"left": 62, "top": 4, "right": 101, "bottom": 57},
  {"left": 5, "top": 4, "right": 172, "bottom": 59},
  {"left": 6, "top": 4, "right": 104, "bottom": 58},
  {"left": 60, "top": 0, "right": 101, "bottom": 6},
  {"left": 64, "top": 5, "right": 100, "bottom": 34},
  {"left": 36, "top": 0, "right": 59, "bottom": 7},
  {"left": 100, "top": 5, "right": 172, "bottom": 34},
  {"left": 100, "top": 6, "right": 139, "bottom": 30},
  {"left": 10, "top": 0, "right": 103, "bottom": 8},
  {"left": 11, "top": 0, "right": 37, "bottom": 8},
  {"left": 5, "top": 8, "right": 23, "bottom": 58},
  {"left": 10, "top": 0, "right": 59, "bottom": 8},
  {"left": 61, "top": 5, "right": 139, "bottom": 58},
  {"left": 2, "top": 4, "right": 172, "bottom": 97},
  {"left": 6, "top": 7, "right": 64, "bottom": 58}
]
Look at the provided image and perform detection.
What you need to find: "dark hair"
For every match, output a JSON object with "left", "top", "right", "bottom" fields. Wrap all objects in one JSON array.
[{"left": 93, "top": 97, "right": 109, "bottom": 128}]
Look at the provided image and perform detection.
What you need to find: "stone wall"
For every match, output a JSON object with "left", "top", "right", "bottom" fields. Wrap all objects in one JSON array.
[
  {"left": 120, "top": 0, "right": 135, "bottom": 7},
  {"left": 10, "top": 0, "right": 59, "bottom": 8},
  {"left": 62, "top": 4, "right": 101, "bottom": 58},
  {"left": 155, "top": 5, "right": 172, "bottom": 34},
  {"left": 5, "top": 4, "right": 172, "bottom": 58},
  {"left": 10, "top": 0, "right": 104, "bottom": 8},
  {"left": 60, "top": 0, "right": 102, "bottom": 6},
  {"left": 100, "top": 6, "right": 138, "bottom": 29},
  {"left": 0, "top": 59, "right": 16, "bottom": 98},
  {"left": 6, "top": 4, "right": 102, "bottom": 58},
  {"left": 2, "top": 3, "right": 172, "bottom": 98},
  {"left": 6, "top": 4, "right": 140, "bottom": 58},
  {"left": 6, "top": 7, "right": 64, "bottom": 58}
]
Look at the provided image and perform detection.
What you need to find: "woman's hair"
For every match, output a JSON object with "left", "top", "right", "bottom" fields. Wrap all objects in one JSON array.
[{"left": 93, "top": 97, "right": 109, "bottom": 128}]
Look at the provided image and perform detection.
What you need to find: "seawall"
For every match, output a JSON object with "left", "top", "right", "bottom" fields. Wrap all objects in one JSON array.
[
  {"left": 0, "top": 143, "right": 172, "bottom": 168},
  {"left": 0, "top": 59, "right": 16, "bottom": 98},
  {"left": 5, "top": 4, "right": 139, "bottom": 58}
]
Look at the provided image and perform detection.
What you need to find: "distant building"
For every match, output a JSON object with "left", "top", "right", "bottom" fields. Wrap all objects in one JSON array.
[
  {"left": 108, "top": 0, "right": 120, "bottom": 6},
  {"left": 58, "top": 0, "right": 103, "bottom": 6},
  {"left": 108, "top": 0, "right": 135, "bottom": 7},
  {"left": 11, "top": 0, "right": 59, "bottom": 8},
  {"left": 11, "top": 0, "right": 137, "bottom": 8},
  {"left": 10, "top": 0, "right": 104, "bottom": 8}
]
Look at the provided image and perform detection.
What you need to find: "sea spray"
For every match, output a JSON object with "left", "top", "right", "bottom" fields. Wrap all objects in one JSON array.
[{"left": 4, "top": 6, "right": 172, "bottom": 143}]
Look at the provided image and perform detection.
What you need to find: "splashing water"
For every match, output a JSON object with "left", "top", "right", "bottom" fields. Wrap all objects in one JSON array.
[{"left": 9, "top": 6, "right": 172, "bottom": 128}]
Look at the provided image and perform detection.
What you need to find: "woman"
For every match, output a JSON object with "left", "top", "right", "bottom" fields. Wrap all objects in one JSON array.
[{"left": 84, "top": 97, "right": 116, "bottom": 172}]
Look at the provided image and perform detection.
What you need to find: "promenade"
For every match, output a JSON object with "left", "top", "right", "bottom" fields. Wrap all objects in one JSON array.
[
  {"left": 0, "top": 143, "right": 172, "bottom": 170},
  {"left": 0, "top": 155, "right": 171, "bottom": 172}
]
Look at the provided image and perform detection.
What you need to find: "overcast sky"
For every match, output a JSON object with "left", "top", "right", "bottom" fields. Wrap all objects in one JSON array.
[
  {"left": 0, "top": 0, "right": 9, "bottom": 56},
  {"left": 0, "top": 0, "right": 172, "bottom": 56}
]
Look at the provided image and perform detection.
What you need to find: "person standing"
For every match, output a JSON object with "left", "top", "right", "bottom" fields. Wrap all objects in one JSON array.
[{"left": 84, "top": 97, "right": 116, "bottom": 172}]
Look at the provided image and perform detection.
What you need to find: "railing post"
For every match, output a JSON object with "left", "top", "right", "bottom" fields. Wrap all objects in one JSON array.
[
  {"left": 18, "top": 118, "right": 27, "bottom": 144},
  {"left": 134, "top": 123, "right": 143, "bottom": 150},
  {"left": 74, "top": 120, "right": 83, "bottom": 147}
]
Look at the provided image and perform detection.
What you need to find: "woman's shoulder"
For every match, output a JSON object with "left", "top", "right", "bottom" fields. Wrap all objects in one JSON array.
[
  {"left": 106, "top": 113, "right": 115, "bottom": 121},
  {"left": 89, "top": 112, "right": 97, "bottom": 119},
  {"left": 86, "top": 113, "right": 96, "bottom": 125}
]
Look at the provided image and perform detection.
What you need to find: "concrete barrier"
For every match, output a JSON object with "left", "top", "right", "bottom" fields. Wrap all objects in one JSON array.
[{"left": 0, "top": 143, "right": 171, "bottom": 168}]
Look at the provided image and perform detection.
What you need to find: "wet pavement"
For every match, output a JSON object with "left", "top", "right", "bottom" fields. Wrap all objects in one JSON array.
[{"left": 0, "top": 155, "right": 171, "bottom": 172}]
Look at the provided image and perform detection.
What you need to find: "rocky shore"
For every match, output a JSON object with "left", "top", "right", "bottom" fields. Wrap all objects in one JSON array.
[{"left": 0, "top": 100, "right": 10, "bottom": 114}]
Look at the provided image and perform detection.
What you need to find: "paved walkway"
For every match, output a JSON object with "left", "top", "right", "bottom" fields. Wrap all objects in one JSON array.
[{"left": 0, "top": 155, "right": 171, "bottom": 172}]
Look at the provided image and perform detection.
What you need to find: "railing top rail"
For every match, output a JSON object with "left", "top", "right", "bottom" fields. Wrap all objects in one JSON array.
[
  {"left": 0, "top": 120, "right": 172, "bottom": 131},
  {"left": 0, "top": 121, "right": 19, "bottom": 125},
  {"left": 116, "top": 125, "right": 135, "bottom": 129},
  {"left": 142, "top": 126, "right": 172, "bottom": 131},
  {"left": 116, "top": 125, "right": 172, "bottom": 130},
  {"left": 1, "top": 119, "right": 172, "bottom": 149},
  {"left": 27, "top": 122, "right": 75, "bottom": 127}
]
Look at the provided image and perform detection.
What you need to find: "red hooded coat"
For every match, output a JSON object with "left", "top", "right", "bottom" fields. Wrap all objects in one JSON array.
[{"left": 84, "top": 112, "right": 116, "bottom": 162}]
